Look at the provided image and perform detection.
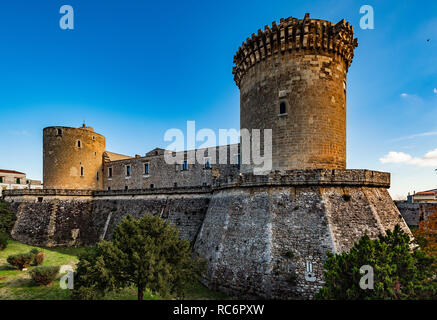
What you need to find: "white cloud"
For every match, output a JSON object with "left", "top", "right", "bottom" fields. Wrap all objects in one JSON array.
[
  {"left": 400, "top": 93, "right": 409, "bottom": 98},
  {"left": 434, "top": 88, "right": 437, "bottom": 94},
  {"left": 380, "top": 148, "right": 437, "bottom": 167},
  {"left": 389, "top": 131, "right": 437, "bottom": 142}
]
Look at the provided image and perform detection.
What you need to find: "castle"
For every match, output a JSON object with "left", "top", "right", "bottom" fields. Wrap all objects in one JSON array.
[{"left": 3, "top": 13, "right": 412, "bottom": 299}]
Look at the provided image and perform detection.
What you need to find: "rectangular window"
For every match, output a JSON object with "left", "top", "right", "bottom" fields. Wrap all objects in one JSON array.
[
  {"left": 182, "top": 160, "right": 188, "bottom": 171},
  {"left": 16, "top": 178, "right": 21, "bottom": 184},
  {"left": 144, "top": 163, "right": 149, "bottom": 175},
  {"left": 126, "top": 165, "right": 131, "bottom": 177},
  {"left": 96, "top": 172, "right": 99, "bottom": 181},
  {"left": 57, "top": 128, "right": 62, "bottom": 136},
  {"left": 0, "top": 177, "right": 3, "bottom": 183},
  {"left": 80, "top": 167, "right": 84, "bottom": 176},
  {"left": 108, "top": 167, "right": 113, "bottom": 178},
  {"left": 107, "top": 187, "right": 111, "bottom": 191},
  {"left": 77, "top": 140, "right": 81, "bottom": 148}
]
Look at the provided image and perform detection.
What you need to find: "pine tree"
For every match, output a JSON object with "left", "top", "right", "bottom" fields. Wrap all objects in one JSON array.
[
  {"left": 316, "top": 225, "right": 437, "bottom": 300},
  {"left": 72, "top": 214, "right": 205, "bottom": 300}
]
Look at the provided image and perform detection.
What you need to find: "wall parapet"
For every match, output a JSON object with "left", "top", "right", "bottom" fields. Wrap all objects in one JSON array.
[
  {"left": 3, "top": 186, "right": 213, "bottom": 198},
  {"left": 2, "top": 189, "right": 94, "bottom": 197},
  {"left": 212, "top": 169, "right": 390, "bottom": 189}
]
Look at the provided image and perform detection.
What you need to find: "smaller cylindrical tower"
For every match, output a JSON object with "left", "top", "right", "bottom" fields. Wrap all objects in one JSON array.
[
  {"left": 234, "top": 13, "right": 358, "bottom": 173},
  {"left": 43, "top": 125, "right": 105, "bottom": 190}
]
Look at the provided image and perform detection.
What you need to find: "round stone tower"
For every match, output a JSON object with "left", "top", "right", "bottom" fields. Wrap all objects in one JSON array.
[
  {"left": 43, "top": 125, "right": 105, "bottom": 190},
  {"left": 234, "top": 13, "right": 358, "bottom": 172}
]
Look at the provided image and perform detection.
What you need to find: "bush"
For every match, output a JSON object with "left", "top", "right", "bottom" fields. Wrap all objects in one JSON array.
[
  {"left": 0, "top": 200, "right": 15, "bottom": 235},
  {"left": 30, "top": 266, "right": 60, "bottom": 286},
  {"left": 7, "top": 252, "right": 35, "bottom": 270},
  {"left": 0, "top": 231, "right": 8, "bottom": 251}
]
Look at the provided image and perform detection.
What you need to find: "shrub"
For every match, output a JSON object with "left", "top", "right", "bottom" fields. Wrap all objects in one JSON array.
[
  {"left": 33, "top": 252, "right": 45, "bottom": 266},
  {"left": 7, "top": 252, "right": 35, "bottom": 270},
  {"left": 0, "top": 200, "right": 15, "bottom": 235},
  {"left": 30, "top": 266, "right": 60, "bottom": 286},
  {"left": 29, "top": 248, "right": 40, "bottom": 255},
  {"left": 0, "top": 231, "right": 8, "bottom": 251}
]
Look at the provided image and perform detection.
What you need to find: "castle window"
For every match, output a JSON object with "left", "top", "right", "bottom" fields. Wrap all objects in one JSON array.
[
  {"left": 96, "top": 172, "right": 99, "bottom": 181},
  {"left": 0, "top": 177, "right": 3, "bottom": 183},
  {"left": 144, "top": 163, "right": 149, "bottom": 175},
  {"left": 16, "top": 178, "right": 21, "bottom": 184},
  {"left": 174, "top": 182, "right": 177, "bottom": 188},
  {"left": 92, "top": 136, "right": 95, "bottom": 141},
  {"left": 80, "top": 166, "right": 84, "bottom": 176},
  {"left": 107, "top": 187, "right": 111, "bottom": 191},
  {"left": 108, "top": 167, "right": 113, "bottom": 178},
  {"left": 37, "top": 197, "right": 43, "bottom": 203},
  {"left": 77, "top": 140, "right": 81, "bottom": 148},
  {"left": 124, "top": 186, "right": 128, "bottom": 190},
  {"left": 57, "top": 129, "right": 62, "bottom": 136},
  {"left": 279, "top": 101, "right": 287, "bottom": 114},
  {"left": 126, "top": 165, "right": 131, "bottom": 177},
  {"left": 150, "top": 184, "right": 154, "bottom": 189},
  {"left": 182, "top": 160, "right": 188, "bottom": 171}
]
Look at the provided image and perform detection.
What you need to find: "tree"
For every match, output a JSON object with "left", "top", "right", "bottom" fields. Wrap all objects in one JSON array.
[
  {"left": 316, "top": 225, "right": 437, "bottom": 300},
  {"left": 72, "top": 214, "right": 206, "bottom": 300},
  {"left": 414, "top": 209, "right": 437, "bottom": 258}
]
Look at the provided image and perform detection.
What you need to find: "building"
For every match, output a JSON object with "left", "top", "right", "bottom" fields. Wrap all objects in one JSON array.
[
  {"left": 412, "top": 189, "right": 437, "bottom": 203},
  {"left": 3, "top": 13, "right": 411, "bottom": 299},
  {"left": 0, "top": 169, "right": 42, "bottom": 196}
]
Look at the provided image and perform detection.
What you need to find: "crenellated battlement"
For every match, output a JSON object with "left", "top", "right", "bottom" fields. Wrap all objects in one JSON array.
[{"left": 232, "top": 13, "right": 358, "bottom": 87}]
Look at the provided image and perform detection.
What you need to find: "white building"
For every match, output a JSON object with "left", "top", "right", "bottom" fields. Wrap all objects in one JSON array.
[
  {"left": 0, "top": 169, "right": 42, "bottom": 196},
  {"left": 412, "top": 189, "right": 437, "bottom": 203}
]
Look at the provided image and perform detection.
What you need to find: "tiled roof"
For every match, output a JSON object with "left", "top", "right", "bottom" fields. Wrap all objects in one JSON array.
[{"left": 0, "top": 169, "right": 25, "bottom": 175}]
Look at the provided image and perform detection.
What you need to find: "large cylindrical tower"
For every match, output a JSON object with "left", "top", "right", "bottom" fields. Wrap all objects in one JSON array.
[
  {"left": 234, "top": 13, "right": 358, "bottom": 172},
  {"left": 43, "top": 125, "right": 105, "bottom": 190}
]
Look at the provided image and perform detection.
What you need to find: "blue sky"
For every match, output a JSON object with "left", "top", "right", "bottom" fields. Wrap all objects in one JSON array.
[{"left": 0, "top": 0, "right": 436, "bottom": 198}]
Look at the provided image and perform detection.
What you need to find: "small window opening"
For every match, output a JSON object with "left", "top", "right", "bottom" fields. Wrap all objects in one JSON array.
[
  {"left": 77, "top": 140, "right": 81, "bottom": 148},
  {"left": 124, "top": 186, "right": 128, "bottom": 190},
  {"left": 80, "top": 166, "right": 84, "bottom": 176},
  {"left": 57, "top": 129, "right": 62, "bottom": 135},
  {"left": 280, "top": 102, "right": 286, "bottom": 114},
  {"left": 108, "top": 167, "right": 113, "bottom": 178},
  {"left": 37, "top": 197, "right": 43, "bottom": 203},
  {"left": 144, "top": 163, "right": 149, "bottom": 175},
  {"left": 150, "top": 184, "right": 154, "bottom": 189},
  {"left": 126, "top": 165, "right": 131, "bottom": 177}
]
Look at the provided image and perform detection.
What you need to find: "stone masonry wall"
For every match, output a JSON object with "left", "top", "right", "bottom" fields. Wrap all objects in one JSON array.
[
  {"left": 395, "top": 200, "right": 437, "bottom": 226},
  {"left": 5, "top": 188, "right": 211, "bottom": 247}
]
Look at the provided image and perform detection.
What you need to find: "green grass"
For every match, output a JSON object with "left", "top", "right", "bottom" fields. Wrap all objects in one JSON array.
[{"left": 0, "top": 240, "right": 228, "bottom": 300}]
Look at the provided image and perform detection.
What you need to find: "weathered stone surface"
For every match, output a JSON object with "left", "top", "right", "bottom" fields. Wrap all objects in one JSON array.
[
  {"left": 395, "top": 200, "right": 437, "bottom": 226},
  {"left": 195, "top": 174, "right": 411, "bottom": 299}
]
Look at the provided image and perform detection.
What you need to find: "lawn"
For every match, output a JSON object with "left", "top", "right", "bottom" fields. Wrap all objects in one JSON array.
[{"left": 0, "top": 240, "right": 229, "bottom": 300}]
